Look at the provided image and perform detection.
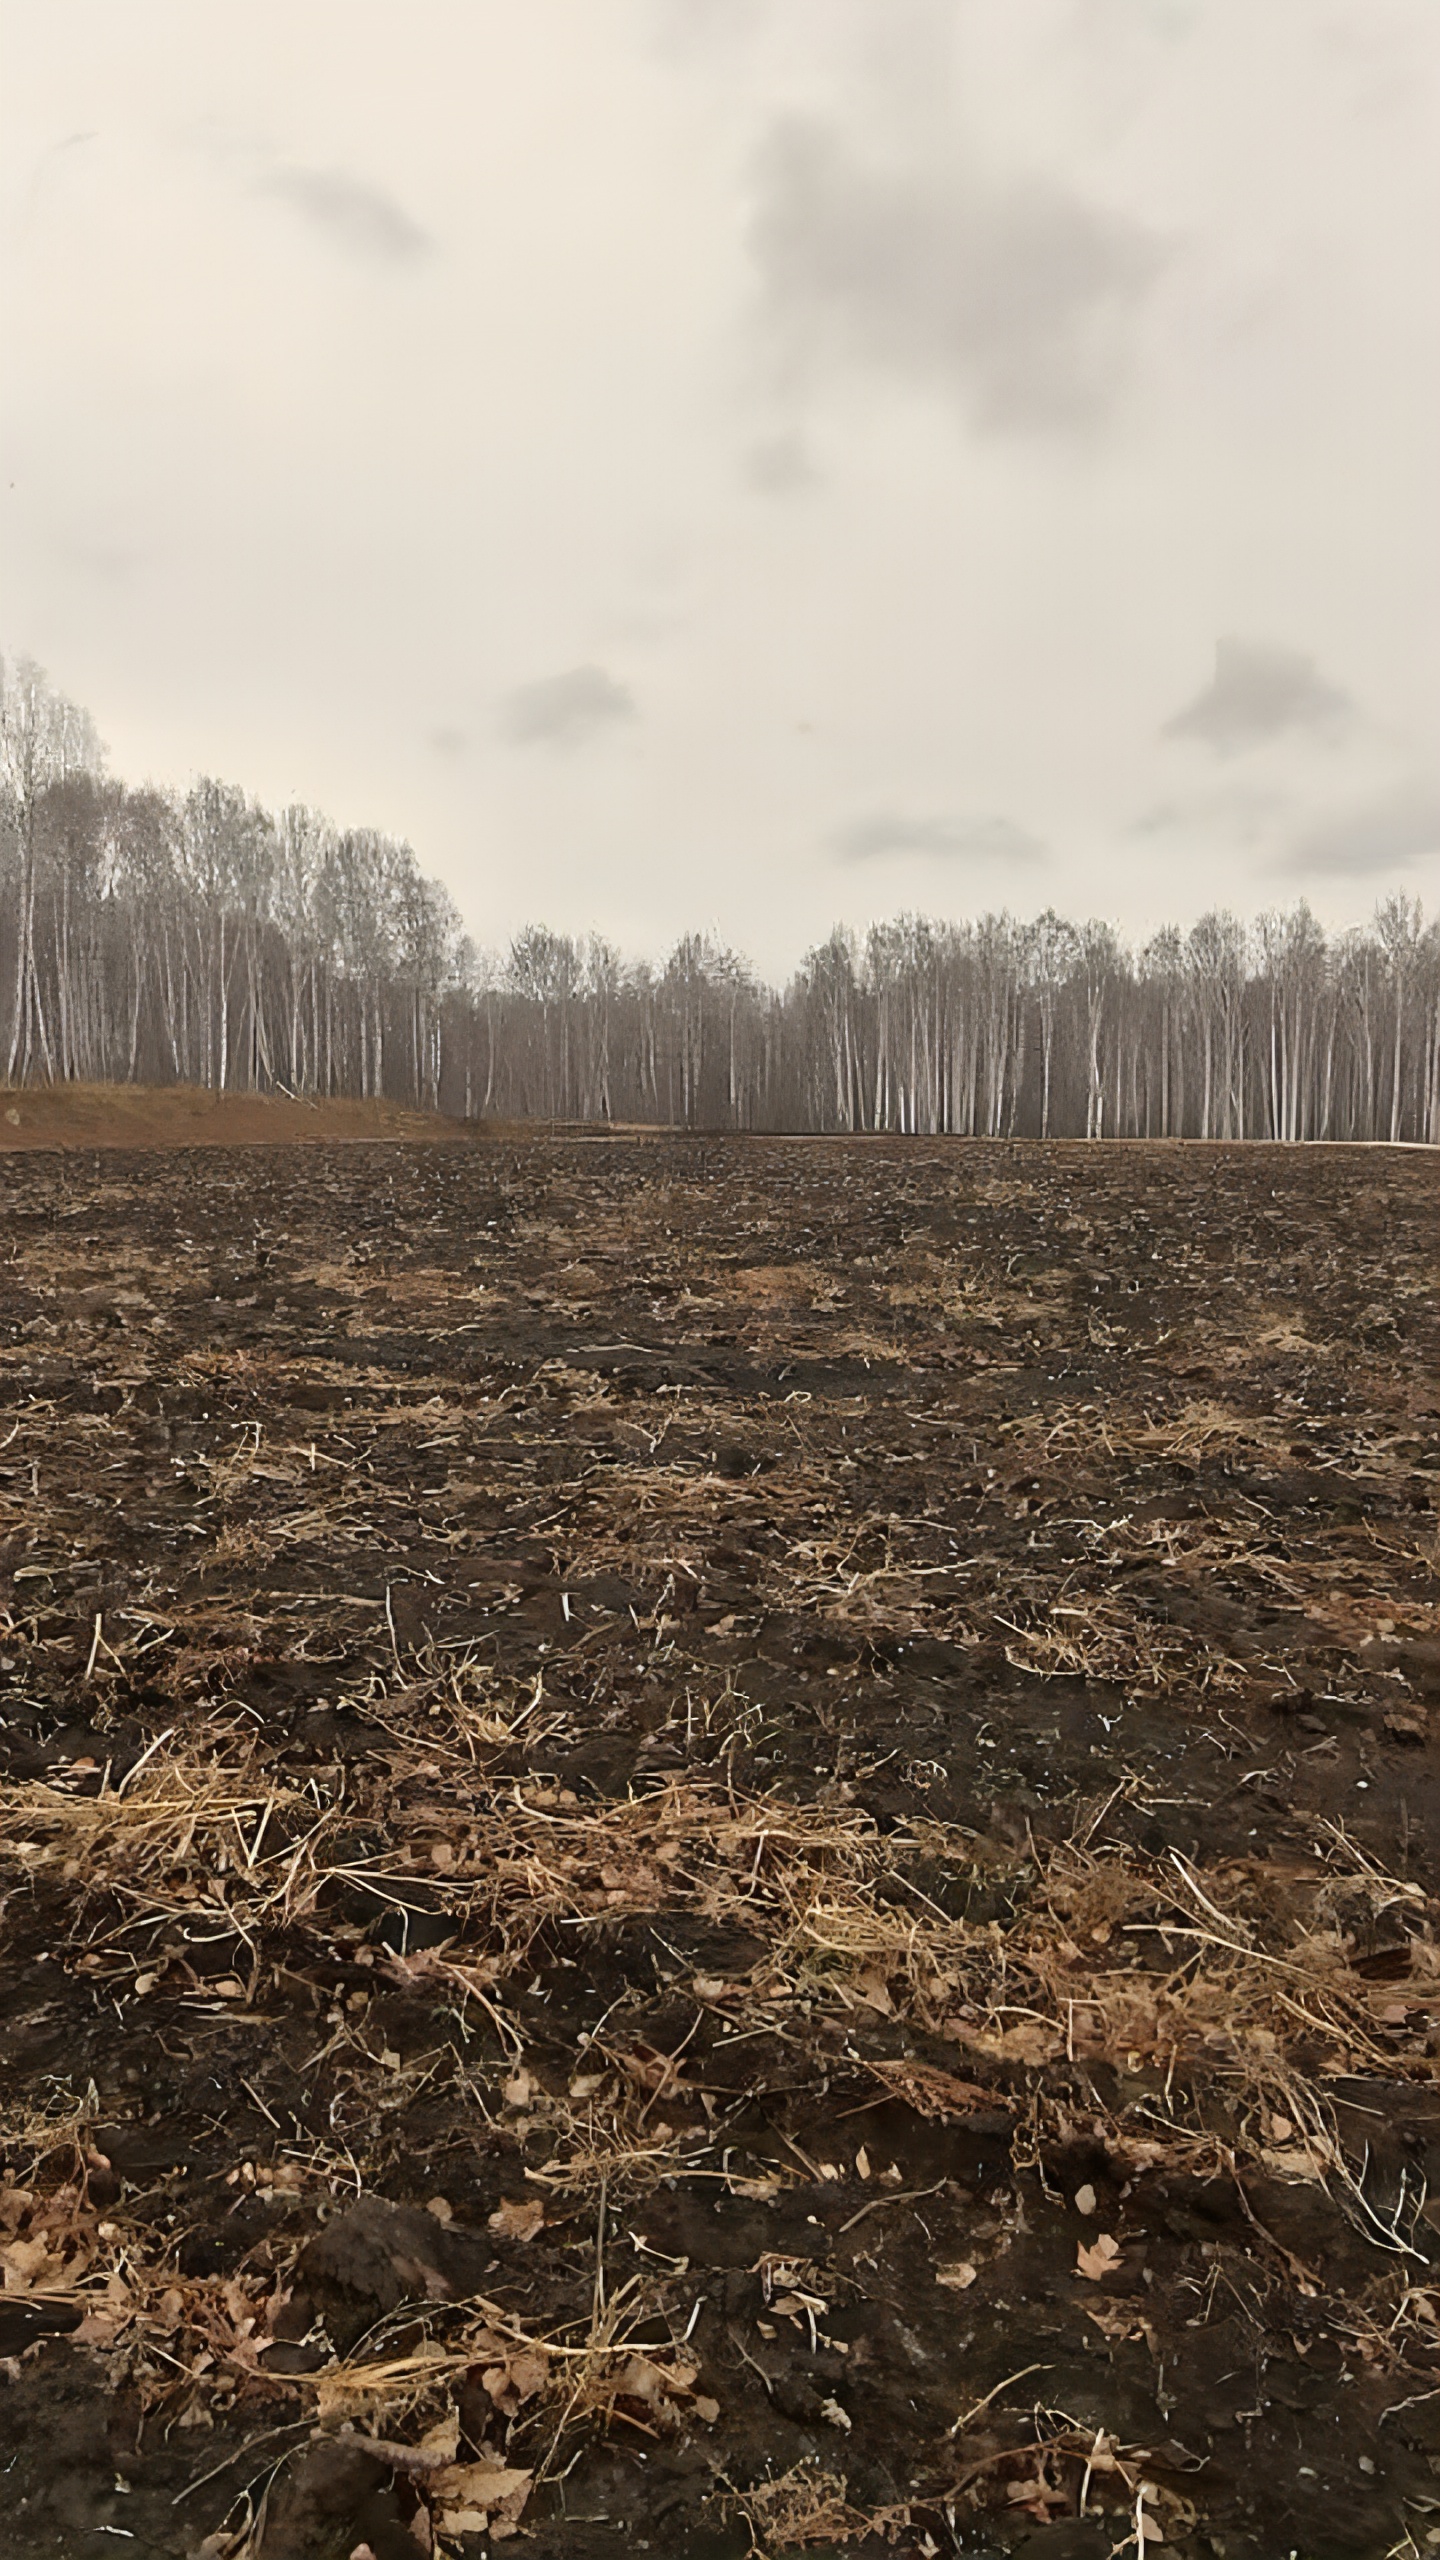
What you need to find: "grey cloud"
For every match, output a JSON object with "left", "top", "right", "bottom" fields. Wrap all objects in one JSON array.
[
  {"left": 259, "top": 163, "right": 431, "bottom": 262},
  {"left": 836, "top": 811, "right": 1045, "bottom": 864},
  {"left": 744, "top": 433, "right": 819, "bottom": 494},
  {"left": 1281, "top": 781, "right": 1440, "bottom": 878},
  {"left": 53, "top": 529, "right": 147, "bottom": 588},
  {"left": 648, "top": 0, "right": 768, "bottom": 60},
  {"left": 501, "top": 665, "right": 637, "bottom": 746},
  {"left": 750, "top": 117, "right": 1162, "bottom": 431},
  {"left": 1164, "top": 638, "right": 1353, "bottom": 755},
  {"left": 1131, "top": 780, "right": 1287, "bottom": 844}
]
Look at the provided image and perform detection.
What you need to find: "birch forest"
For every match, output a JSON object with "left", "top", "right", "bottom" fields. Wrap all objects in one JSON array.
[{"left": 4, "top": 654, "right": 1438, "bottom": 1141}]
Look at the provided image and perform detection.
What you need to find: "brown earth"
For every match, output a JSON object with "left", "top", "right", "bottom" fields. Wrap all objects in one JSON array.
[
  {"left": 0, "top": 1132, "right": 1437, "bottom": 2560},
  {"left": 0, "top": 1082, "right": 475, "bottom": 1150}
]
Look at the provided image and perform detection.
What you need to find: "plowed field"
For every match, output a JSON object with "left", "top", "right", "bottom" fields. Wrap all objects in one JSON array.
[{"left": 1, "top": 1135, "right": 1437, "bottom": 2560}]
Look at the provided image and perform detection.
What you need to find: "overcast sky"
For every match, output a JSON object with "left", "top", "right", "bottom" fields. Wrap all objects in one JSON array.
[{"left": 3, "top": 0, "right": 1438, "bottom": 977}]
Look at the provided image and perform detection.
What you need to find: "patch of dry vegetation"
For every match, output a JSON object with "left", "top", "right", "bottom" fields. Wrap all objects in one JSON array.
[
  {"left": 5, "top": 1675, "right": 1440, "bottom": 2547},
  {"left": 2, "top": 1134, "right": 1437, "bottom": 2552}
]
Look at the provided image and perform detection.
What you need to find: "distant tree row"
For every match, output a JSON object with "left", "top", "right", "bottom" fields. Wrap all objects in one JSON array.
[{"left": 4, "top": 653, "right": 1438, "bottom": 1140}]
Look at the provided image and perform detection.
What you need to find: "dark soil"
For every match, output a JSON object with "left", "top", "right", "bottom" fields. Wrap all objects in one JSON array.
[{"left": 1, "top": 1134, "right": 1437, "bottom": 2560}]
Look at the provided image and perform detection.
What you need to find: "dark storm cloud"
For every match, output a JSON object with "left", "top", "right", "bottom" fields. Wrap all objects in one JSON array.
[
  {"left": 259, "top": 162, "right": 431, "bottom": 262},
  {"left": 1164, "top": 638, "right": 1353, "bottom": 755},
  {"left": 749, "top": 117, "right": 1162, "bottom": 431},
  {"left": 835, "top": 810, "right": 1045, "bottom": 863},
  {"left": 501, "top": 665, "right": 637, "bottom": 746},
  {"left": 1281, "top": 781, "right": 1440, "bottom": 878}
]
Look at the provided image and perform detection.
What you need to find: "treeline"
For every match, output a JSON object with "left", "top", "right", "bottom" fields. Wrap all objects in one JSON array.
[{"left": 3, "top": 653, "right": 1438, "bottom": 1140}]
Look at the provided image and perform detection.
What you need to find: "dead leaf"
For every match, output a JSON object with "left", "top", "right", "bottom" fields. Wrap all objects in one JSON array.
[
  {"left": 1, "top": 2237, "right": 65, "bottom": 2288},
  {"left": 1260, "top": 2142, "right": 1329, "bottom": 2184},
  {"left": 481, "top": 2349, "right": 548, "bottom": 2411},
  {"left": 948, "top": 2017, "right": 1062, "bottom": 2066},
  {"left": 1075, "top": 2232, "right": 1122, "bottom": 2281},
  {"left": 1112, "top": 2137, "right": 1168, "bottom": 2173},
  {"left": 1006, "top": 2471, "right": 1065, "bottom": 2519},
  {"left": 617, "top": 2352, "right": 682, "bottom": 2406},
  {"left": 488, "top": 2197, "right": 545, "bottom": 2243},
  {"left": 1084, "top": 2301, "right": 1157, "bottom": 2350},
  {"left": 432, "top": 2459, "right": 533, "bottom": 2543},
  {"left": 618, "top": 2043, "right": 690, "bottom": 2097},
  {"left": 866, "top": 2059, "right": 992, "bottom": 2120},
  {"left": 1073, "top": 2182, "right": 1097, "bottom": 2216}
]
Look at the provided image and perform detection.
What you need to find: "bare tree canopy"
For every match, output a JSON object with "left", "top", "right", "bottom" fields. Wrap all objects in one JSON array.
[{"left": 3, "top": 657, "right": 1437, "bottom": 1140}]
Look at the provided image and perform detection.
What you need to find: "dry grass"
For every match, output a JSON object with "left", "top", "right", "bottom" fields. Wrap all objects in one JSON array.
[
  {"left": 728, "top": 2463, "right": 885, "bottom": 2550},
  {"left": 7, "top": 1712, "right": 1436, "bottom": 2246},
  {"left": 0, "top": 1080, "right": 464, "bottom": 1150}
]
